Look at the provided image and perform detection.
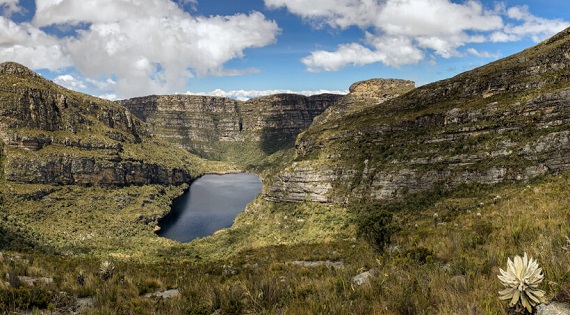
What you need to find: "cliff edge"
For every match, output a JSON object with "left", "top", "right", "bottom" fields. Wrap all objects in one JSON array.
[
  {"left": 0, "top": 62, "right": 204, "bottom": 186},
  {"left": 265, "top": 26, "right": 570, "bottom": 203}
]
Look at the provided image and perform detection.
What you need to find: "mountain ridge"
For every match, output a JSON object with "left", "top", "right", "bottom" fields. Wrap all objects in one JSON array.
[
  {"left": 0, "top": 62, "right": 204, "bottom": 186},
  {"left": 264, "top": 26, "right": 570, "bottom": 204},
  {"left": 119, "top": 92, "right": 344, "bottom": 164},
  {"left": 1, "top": 28, "right": 570, "bottom": 315}
]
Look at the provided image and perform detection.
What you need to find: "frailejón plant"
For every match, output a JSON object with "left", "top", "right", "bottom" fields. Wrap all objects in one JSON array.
[
  {"left": 99, "top": 260, "right": 115, "bottom": 281},
  {"left": 498, "top": 253, "right": 545, "bottom": 313}
]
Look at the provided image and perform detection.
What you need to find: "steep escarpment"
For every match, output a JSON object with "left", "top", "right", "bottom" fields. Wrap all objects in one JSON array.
[
  {"left": 0, "top": 62, "right": 210, "bottom": 255},
  {"left": 312, "top": 78, "right": 416, "bottom": 127},
  {"left": 265, "top": 26, "right": 570, "bottom": 203},
  {"left": 0, "top": 62, "right": 203, "bottom": 186},
  {"left": 120, "top": 92, "right": 343, "bottom": 163}
]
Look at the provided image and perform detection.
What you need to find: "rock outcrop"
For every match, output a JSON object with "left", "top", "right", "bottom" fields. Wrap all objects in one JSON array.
[
  {"left": 5, "top": 155, "right": 192, "bottom": 186},
  {"left": 120, "top": 93, "right": 343, "bottom": 160},
  {"left": 312, "top": 78, "right": 415, "bottom": 127},
  {"left": 265, "top": 26, "right": 570, "bottom": 204},
  {"left": 0, "top": 62, "right": 200, "bottom": 187},
  {"left": 537, "top": 302, "right": 570, "bottom": 315}
]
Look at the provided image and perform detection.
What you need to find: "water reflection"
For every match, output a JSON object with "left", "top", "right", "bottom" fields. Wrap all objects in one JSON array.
[{"left": 157, "top": 173, "right": 262, "bottom": 243}]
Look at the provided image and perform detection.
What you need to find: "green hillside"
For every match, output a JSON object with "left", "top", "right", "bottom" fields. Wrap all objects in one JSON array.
[{"left": 0, "top": 27, "right": 570, "bottom": 315}]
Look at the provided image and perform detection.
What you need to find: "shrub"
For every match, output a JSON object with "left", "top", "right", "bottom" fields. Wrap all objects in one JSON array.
[
  {"left": 355, "top": 208, "right": 398, "bottom": 251},
  {"left": 0, "top": 287, "right": 54, "bottom": 312},
  {"left": 403, "top": 247, "right": 433, "bottom": 265}
]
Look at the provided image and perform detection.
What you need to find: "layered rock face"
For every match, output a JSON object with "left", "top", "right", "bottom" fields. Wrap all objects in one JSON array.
[
  {"left": 0, "top": 62, "right": 198, "bottom": 187},
  {"left": 265, "top": 27, "right": 570, "bottom": 204},
  {"left": 312, "top": 78, "right": 415, "bottom": 127},
  {"left": 5, "top": 155, "right": 192, "bottom": 186},
  {"left": 120, "top": 93, "right": 343, "bottom": 160}
]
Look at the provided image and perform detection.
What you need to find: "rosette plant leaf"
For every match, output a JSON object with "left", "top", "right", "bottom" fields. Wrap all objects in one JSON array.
[
  {"left": 498, "top": 253, "right": 545, "bottom": 313},
  {"left": 99, "top": 260, "right": 115, "bottom": 281}
]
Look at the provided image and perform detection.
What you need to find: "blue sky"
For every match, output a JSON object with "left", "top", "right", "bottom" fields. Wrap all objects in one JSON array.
[{"left": 0, "top": 0, "right": 568, "bottom": 100}]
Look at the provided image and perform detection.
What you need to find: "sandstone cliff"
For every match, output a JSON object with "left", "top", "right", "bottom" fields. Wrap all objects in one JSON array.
[
  {"left": 265, "top": 27, "right": 570, "bottom": 203},
  {"left": 120, "top": 92, "right": 343, "bottom": 162},
  {"left": 0, "top": 62, "right": 203, "bottom": 187}
]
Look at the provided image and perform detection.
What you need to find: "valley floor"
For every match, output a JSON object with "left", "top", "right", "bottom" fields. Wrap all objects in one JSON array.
[{"left": 1, "top": 172, "right": 570, "bottom": 314}]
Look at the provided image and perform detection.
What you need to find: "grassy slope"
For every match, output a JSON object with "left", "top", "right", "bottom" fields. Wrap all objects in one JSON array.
[
  {"left": 0, "top": 65, "right": 229, "bottom": 258},
  {"left": 0, "top": 174, "right": 569, "bottom": 314},
  {"left": 1, "top": 29, "right": 570, "bottom": 313}
]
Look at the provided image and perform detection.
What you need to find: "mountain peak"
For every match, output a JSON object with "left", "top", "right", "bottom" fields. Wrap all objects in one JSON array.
[{"left": 0, "top": 61, "right": 38, "bottom": 77}]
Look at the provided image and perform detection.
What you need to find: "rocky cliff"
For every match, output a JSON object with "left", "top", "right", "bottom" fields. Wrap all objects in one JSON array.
[
  {"left": 265, "top": 27, "right": 570, "bottom": 204},
  {"left": 120, "top": 92, "right": 343, "bottom": 162},
  {"left": 312, "top": 78, "right": 416, "bottom": 127},
  {"left": 0, "top": 62, "right": 203, "bottom": 187}
]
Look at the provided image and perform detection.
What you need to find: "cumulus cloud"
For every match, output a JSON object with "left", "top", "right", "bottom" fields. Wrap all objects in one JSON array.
[
  {"left": 267, "top": 0, "right": 568, "bottom": 72},
  {"left": 302, "top": 36, "right": 424, "bottom": 71},
  {"left": 52, "top": 73, "right": 118, "bottom": 99},
  {"left": 491, "top": 5, "right": 570, "bottom": 43},
  {"left": 187, "top": 88, "right": 348, "bottom": 101},
  {"left": 0, "top": 16, "right": 71, "bottom": 69},
  {"left": 0, "top": 0, "right": 280, "bottom": 98},
  {"left": 64, "top": 11, "right": 279, "bottom": 97},
  {"left": 302, "top": 43, "right": 384, "bottom": 72},
  {"left": 265, "top": 0, "right": 381, "bottom": 29},
  {"left": 32, "top": 0, "right": 183, "bottom": 26},
  {"left": 54, "top": 74, "right": 87, "bottom": 90}
]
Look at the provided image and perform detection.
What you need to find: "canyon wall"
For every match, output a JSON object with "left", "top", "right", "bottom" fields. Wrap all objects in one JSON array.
[
  {"left": 0, "top": 62, "right": 201, "bottom": 187},
  {"left": 120, "top": 93, "right": 344, "bottom": 161},
  {"left": 264, "top": 27, "right": 570, "bottom": 204}
]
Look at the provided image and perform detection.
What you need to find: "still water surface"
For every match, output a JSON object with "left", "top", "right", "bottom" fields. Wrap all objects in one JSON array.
[{"left": 157, "top": 173, "right": 262, "bottom": 243}]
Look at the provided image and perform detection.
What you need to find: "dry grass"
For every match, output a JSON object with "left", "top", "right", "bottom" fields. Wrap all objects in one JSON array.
[{"left": 1, "top": 173, "right": 569, "bottom": 314}]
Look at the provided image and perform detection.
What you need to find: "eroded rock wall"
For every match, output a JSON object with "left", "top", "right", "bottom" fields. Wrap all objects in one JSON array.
[
  {"left": 0, "top": 62, "right": 198, "bottom": 187},
  {"left": 264, "top": 27, "right": 570, "bottom": 204},
  {"left": 120, "top": 93, "right": 343, "bottom": 159}
]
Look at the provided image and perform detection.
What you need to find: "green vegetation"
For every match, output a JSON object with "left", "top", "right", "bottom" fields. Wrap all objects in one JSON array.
[
  {"left": 354, "top": 205, "right": 399, "bottom": 251},
  {"left": 2, "top": 29, "right": 570, "bottom": 313},
  {"left": 120, "top": 138, "right": 207, "bottom": 176},
  {"left": 0, "top": 183, "right": 185, "bottom": 257},
  {"left": 1, "top": 173, "right": 570, "bottom": 314}
]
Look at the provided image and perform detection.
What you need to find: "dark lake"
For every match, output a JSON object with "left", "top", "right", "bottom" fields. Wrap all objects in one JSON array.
[{"left": 156, "top": 173, "right": 262, "bottom": 243}]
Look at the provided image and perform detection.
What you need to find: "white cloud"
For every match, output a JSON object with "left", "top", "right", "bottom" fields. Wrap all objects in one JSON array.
[
  {"left": 187, "top": 88, "right": 348, "bottom": 101},
  {"left": 265, "top": 0, "right": 381, "bottom": 29},
  {"left": 86, "top": 77, "right": 116, "bottom": 91},
  {"left": 0, "top": 0, "right": 22, "bottom": 16},
  {"left": 215, "top": 68, "right": 261, "bottom": 77},
  {"left": 53, "top": 73, "right": 120, "bottom": 100},
  {"left": 466, "top": 48, "right": 498, "bottom": 58},
  {"left": 489, "top": 31, "right": 519, "bottom": 43},
  {"left": 54, "top": 74, "right": 87, "bottom": 90},
  {"left": 365, "top": 34, "right": 424, "bottom": 66},
  {"left": 32, "top": 0, "right": 184, "bottom": 27},
  {"left": 98, "top": 93, "right": 118, "bottom": 100},
  {"left": 65, "top": 11, "right": 278, "bottom": 97},
  {"left": 302, "top": 43, "right": 385, "bottom": 72},
  {"left": 302, "top": 36, "right": 424, "bottom": 71},
  {"left": 501, "top": 5, "right": 570, "bottom": 42},
  {"left": 0, "top": 0, "right": 280, "bottom": 98},
  {"left": 0, "top": 16, "right": 71, "bottom": 69},
  {"left": 377, "top": 0, "right": 502, "bottom": 36},
  {"left": 267, "top": 0, "right": 568, "bottom": 71}
]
